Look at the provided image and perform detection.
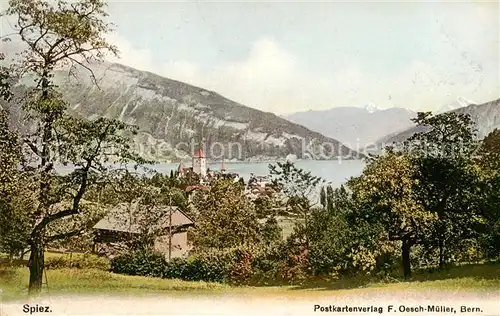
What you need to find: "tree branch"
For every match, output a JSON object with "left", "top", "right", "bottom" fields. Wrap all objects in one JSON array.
[
  {"left": 23, "top": 138, "right": 41, "bottom": 157},
  {"left": 67, "top": 56, "right": 99, "bottom": 88},
  {"left": 46, "top": 229, "right": 85, "bottom": 242}
]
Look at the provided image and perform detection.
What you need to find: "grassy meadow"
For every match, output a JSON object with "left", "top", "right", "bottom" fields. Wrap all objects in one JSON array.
[{"left": 1, "top": 252, "right": 498, "bottom": 302}]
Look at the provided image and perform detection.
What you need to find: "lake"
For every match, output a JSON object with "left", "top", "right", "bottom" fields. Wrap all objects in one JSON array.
[
  {"left": 145, "top": 159, "right": 366, "bottom": 188},
  {"left": 55, "top": 159, "right": 366, "bottom": 188}
]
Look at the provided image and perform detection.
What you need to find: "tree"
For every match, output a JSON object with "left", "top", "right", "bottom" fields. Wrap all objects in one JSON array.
[
  {"left": 0, "top": 61, "right": 35, "bottom": 260},
  {"left": 474, "top": 129, "right": 500, "bottom": 258},
  {"left": 326, "top": 185, "right": 335, "bottom": 211},
  {"left": 476, "top": 129, "right": 500, "bottom": 176},
  {"left": 319, "top": 187, "right": 327, "bottom": 208},
  {"left": 260, "top": 216, "right": 282, "bottom": 246},
  {"left": 191, "top": 179, "right": 261, "bottom": 251},
  {"left": 406, "top": 111, "right": 480, "bottom": 267},
  {"left": 253, "top": 195, "right": 275, "bottom": 218},
  {"left": 0, "top": 107, "right": 36, "bottom": 261},
  {"left": 349, "top": 149, "right": 435, "bottom": 278},
  {"left": 268, "top": 161, "right": 324, "bottom": 249},
  {"left": 3, "top": 0, "right": 147, "bottom": 294},
  {"left": 307, "top": 199, "right": 392, "bottom": 277},
  {"left": 0, "top": 53, "right": 13, "bottom": 102},
  {"left": 319, "top": 185, "right": 335, "bottom": 211}
]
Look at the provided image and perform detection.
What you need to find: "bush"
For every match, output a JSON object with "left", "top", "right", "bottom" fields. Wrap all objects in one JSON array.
[
  {"left": 110, "top": 247, "right": 257, "bottom": 284},
  {"left": 251, "top": 246, "right": 282, "bottom": 283},
  {"left": 169, "top": 254, "right": 228, "bottom": 283},
  {"left": 110, "top": 249, "right": 166, "bottom": 277},
  {"left": 45, "top": 253, "right": 110, "bottom": 271},
  {"left": 165, "top": 249, "right": 251, "bottom": 284},
  {"left": 227, "top": 249, "right": 254, "bottom": 285}
]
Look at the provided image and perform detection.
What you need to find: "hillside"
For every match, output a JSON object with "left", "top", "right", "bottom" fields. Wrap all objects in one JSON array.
[
  {"left": 6, "top": 62, "right": 361, "bottom": 162},
  {"left": 436, "top": 96, "right": 476, "bottom": 114},
  {"left": 375, "top": 98, "right": 500, "bottom": 147},
  {"left": 283, "top": 106, "right": 416, "bottom": 148}
]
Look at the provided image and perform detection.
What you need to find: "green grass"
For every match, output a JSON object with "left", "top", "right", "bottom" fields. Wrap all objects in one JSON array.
[
  {"left": 1, "top": 262, "right": 498, "bottom": 302},
  {"left": 289, "top": 262, "right": 500, "bottom": 292},
  {"left": 0, "top": 268, "right": 231, "bottom": 301}
]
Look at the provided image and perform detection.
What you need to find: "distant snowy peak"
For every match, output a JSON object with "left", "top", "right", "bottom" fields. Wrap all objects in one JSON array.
[
  {"left": 437, "top": 97, "right": 476, "bottom": 114},
  {"left": 457, "top": 96, "right": 476, "bottom": 107},
  {"left": 355, "top": 103, "right": 381, "bottom": 113}
]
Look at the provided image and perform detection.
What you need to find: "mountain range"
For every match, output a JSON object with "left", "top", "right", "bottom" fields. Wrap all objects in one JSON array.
[
  {"left": 282, "top": 97, "right": 485, "bottom": 150},
  {"left": 3, "top": 61, "right": 497, "bottom": 162},
  {"left": 283, "top": 106, "right": 417, "bottom": 148},
  {"left": 436, "top": 96, "right": 476, "bottom": 114},
  {"left": 5, "top": 62, "right": 361, "bottom": 162},
  {"left": 375, "top": 98, "right": 500, "bottom": 148}
]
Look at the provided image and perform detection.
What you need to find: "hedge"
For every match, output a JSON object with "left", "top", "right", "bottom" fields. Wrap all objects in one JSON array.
[
  {"left": 110, "top": 248, "right": 256, "bottom": 284},
  {"left": 45, "top": 253, "right": 111, "bottom": 271}
]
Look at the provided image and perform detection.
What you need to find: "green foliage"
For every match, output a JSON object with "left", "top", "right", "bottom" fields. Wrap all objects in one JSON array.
[
  {"left": 406, "top": 111, "right": 477, "bottom": 158},
  {"left": 110, "top": 249, "right": 167, "bottom": 278},
  {"left": 278, "top": 237, "right": 309, "bottom": 282},
  {"left": 268, "top": 161, "right": 324, "bottom": 216},
  {"left": 260, "top": 216, "right": 282, "bottom": 246},
  {"left": 407, "top": 111, "right": 482, "bottom": 267},
  {"left": 319, "top": 187, "right": 326, "bottom": 208},
  {"left": 250, "top": 246, "right": 283, "bottom": 282},
  {"left": 111, "top": 247, "right": 256, "bottom": 285},
  {"left": 163, "top": 255, "right": 227, "bottom": 283},
  {"left": 319, "top": 185, "right": 336, "bottom": 211},
  {"left": 191, "top": 179, "right": 261, "bottom": 250},
  {"left": 0, "top": 109, "right": 20, "bottom": 190},
  {"left": 253, "top": 196, "right": 275, "bottom": 218},
  {"left": 0, "top": 53, "right": 12, "bottom": 102},
  {"left": 268, "top": 161, "right": 325, "bottom": 263},
  {"left": 3, "top": 0, "right": 150, "bottom": 294},
  {"left": 269, "top": 161, "right": 324, "bottom": 198},
  {"left": 0, "top": 187, "right": 36, "bottom": 258},
  {"left": 348, "top": 149, "right": 434, "bottom": 278},
  {"left": 474, "top": 129, "right": 500, "bottom": 259},
  {"left": 0, "top": 109, "right": 36, "bottom": 258},
  {"left": 326, "top": 185, "right": 335, "bottom": 210},
  {"left": 227, "top": 249, "right": 254, "bottom": 285},
  {"left": 45, "top": 253, "right": 110, "bottom": 271}
]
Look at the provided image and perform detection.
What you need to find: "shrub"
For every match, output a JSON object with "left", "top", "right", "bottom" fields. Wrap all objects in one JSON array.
[
  {"left": 227, "top": 249, "right": 254, "bottom": 285},
  {"left": 165, "top": 248, "right": 260, "bottom": 284},
  {"left": 178, "top": 254, "right": 228, "bottom": 282},
  {"left": 251, "top": 246, "right": 282, "bottom": 283},
  {"left": 110, "top": 249, "right": 167, "bottom": 277},
  {"left": 110, "top": 247, "right": 258, "bottom": 284},
  {"left": 45, "top": 253, "right": 110, "bottom": 271}
]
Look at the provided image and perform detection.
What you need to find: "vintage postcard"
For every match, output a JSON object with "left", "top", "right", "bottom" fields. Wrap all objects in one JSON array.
[{"left": 0, "top": 0, "right": 498, "bottom": 315}]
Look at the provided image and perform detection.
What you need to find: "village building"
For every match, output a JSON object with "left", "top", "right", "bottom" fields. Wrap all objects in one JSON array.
[
  {"left": 178, "top": 148, "right": 241, "bottom": 184},
  {"left": 192, "top": 148, "right": 207, "bottom": 177},
  {"left": 93, "top": 203, "right": 194, "bottom": 260}
]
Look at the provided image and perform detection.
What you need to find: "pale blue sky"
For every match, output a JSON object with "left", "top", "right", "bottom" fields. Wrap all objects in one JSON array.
[{"left": 2, "top": 1, "right": 499, "bottom": 114}]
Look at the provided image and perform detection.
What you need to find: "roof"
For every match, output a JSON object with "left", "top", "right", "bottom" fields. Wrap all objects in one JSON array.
[
  {"left": 93, "top": 203, "right": 194, "bottom": 234},
  {"left": 185, "top": 185, "right": 210, "bottom": 192},
  {"left": 193, "top": 148, "right": 205, "bottom": 158}
]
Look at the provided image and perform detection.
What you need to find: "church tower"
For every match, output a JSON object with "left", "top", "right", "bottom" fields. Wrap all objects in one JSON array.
[{"left": 192, "top": 147, "right": 206, "bottom": 177}]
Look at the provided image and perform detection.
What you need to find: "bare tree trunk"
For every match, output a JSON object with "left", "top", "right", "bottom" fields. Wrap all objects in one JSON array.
[
  {"left": 303, "top": 209, "right": 309, "bottom": 250},
  {"left": 402, "top": 238, "right": 411, "bottom": 279},
  {"left": 28, "top": 237, "right": 45, "bottom": 295},
  {"left": 28, "top": 71, "right": 50, "bottom": 296},
  {"left": 438, "top": 238, "right": 445, "bottom": 269},
  {"left": 168, "top": 208, "right": 172, "bottom": 262}
]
